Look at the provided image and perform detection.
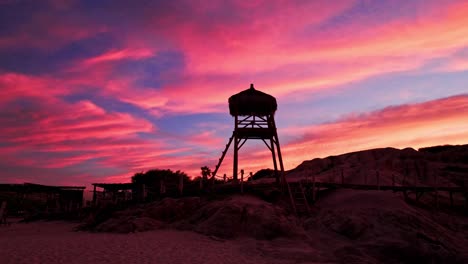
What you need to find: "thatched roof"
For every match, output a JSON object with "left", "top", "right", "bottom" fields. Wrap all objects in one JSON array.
[{"left": 228, "top": 84, "right": 277, "bottom": 116}]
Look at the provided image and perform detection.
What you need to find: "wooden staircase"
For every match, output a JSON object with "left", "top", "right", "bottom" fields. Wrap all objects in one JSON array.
[{"left": 288, "top": 181, "right": 311, "bottom": 216}]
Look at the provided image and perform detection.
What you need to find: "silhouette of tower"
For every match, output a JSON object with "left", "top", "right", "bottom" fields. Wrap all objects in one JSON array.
[{"left": 212, "top": 84, "right": 285, "bottom": 184}]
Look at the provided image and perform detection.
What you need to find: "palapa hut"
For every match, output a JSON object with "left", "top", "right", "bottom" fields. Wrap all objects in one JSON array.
[{"left": 228, "top": 83, "right": 277, "bottom": 116}]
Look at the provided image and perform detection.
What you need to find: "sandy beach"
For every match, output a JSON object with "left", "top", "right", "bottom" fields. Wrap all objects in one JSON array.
[{"left": 0, "top": 221, "right": 315, "bottom": 264}]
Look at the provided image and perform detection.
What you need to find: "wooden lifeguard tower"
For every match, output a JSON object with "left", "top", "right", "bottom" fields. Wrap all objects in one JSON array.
[{"left": 212, "top": 84, "right": 286, "bottom": 185}]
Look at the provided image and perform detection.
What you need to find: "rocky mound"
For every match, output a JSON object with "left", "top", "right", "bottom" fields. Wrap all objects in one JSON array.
[
  {"left": 304, "top": 190, "right": 468, "bottom": 263},
  {"left": 286, "top": 145, "right": 468, "bottom": 191},
  {"left": 80, "top": 195, "right": 302, "bottom": 240},
  {"left": 180, "top": 195, "right": 302, "bottom": 239},
  {"left": 79, "top": 197, "right": 201, "bottom": 233}
]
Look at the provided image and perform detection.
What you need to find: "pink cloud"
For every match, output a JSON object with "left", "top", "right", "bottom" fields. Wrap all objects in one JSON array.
[
  {"left": 0, "top": 73, "right": 69, "bottom": 102},
  {"left": 0, "top": 96, "right": 158, "bottom": 168},
  {"left": 2, "top": 1, "right": 467, "bottom": 186},
  {"left": 152, "top": 0, "right": 468, "bottom": 77},
  {"left": 102, "top": 0, "right": 468, "bottom": 115},
  {"left": 280, "top": 94, "right": 468, "bottom": 169},
  {"left": 13, "top": 0, "right": 461, "bottom": 118},
  {"left": 82, "top": 48, "right": 155, "bottom": 65}
]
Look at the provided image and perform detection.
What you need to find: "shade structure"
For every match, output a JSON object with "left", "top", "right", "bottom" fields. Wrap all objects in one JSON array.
[{"left": 228, "top": 84, "right": 277, "bottom": 116}]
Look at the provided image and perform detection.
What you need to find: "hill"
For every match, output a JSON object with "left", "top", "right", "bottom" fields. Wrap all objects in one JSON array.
[{"left": 287, "top": 144, "right": 468, "bottom": 188}]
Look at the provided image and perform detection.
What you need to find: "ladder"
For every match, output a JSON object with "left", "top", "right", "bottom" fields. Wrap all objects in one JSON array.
[
  {"left": 288, "top": 181, "right": 311, "bottom": 216},
  {"left": 0, "top": 201, "right": 7, "bottom": 225},
  {"left": 211, "top": 133, "right": 234, "bottom": 179}
]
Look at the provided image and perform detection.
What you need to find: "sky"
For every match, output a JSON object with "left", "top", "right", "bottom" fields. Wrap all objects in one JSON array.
[{"left": 1, "top": 0, "right": 467, "bottom": 187}]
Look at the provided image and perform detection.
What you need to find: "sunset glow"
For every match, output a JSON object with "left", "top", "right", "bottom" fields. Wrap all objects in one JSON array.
[{"left": 1, "top": 0, "right": 467, "bottom": 186}]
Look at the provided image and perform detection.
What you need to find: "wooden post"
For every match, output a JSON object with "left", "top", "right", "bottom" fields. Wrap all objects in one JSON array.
[
  {"left": 403, "top": 168, "right": 407, "bottom": 186},
  {"left": 92, "top": 184, "right": 97, "bottom": 206},
  {"left": 434, "top": 172, "right": 439, "bottom": 210},
  {"left": 240, "top": 169, "right": 244, "bottom": 194},
  {"left": 449, "top": 191, "right": 453, "bottom": 207},
  {"left": 179, "top": 174, "right": 184, "bottom": 196},
  {"left": 341, "top": 168, "right": 344, "bottom": 184},
  {"left": 316, "top": 184, "right": 319, "bottom": 200},
  {"left": 223, "top": 173, "right": 227, "bottom": 183},
  {"left": 465, "top": 193, "right": 468, "bottom": 210},
  {"left": 376, "top": 171, "right": 380, "bottom": 190},
  {"left": 312, "top": 173, "right": 316, "bottom": 201},
  {"left": 160, "top": 179, "right": 166, "bottom": 194}
]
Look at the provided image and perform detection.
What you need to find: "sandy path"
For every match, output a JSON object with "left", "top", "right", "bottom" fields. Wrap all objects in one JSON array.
[{"left": 0, "top": 221, "right": 315, "bottom": 264}]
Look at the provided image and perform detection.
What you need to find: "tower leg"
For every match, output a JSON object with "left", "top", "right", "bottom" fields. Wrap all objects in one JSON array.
[
  {"left": 270, "top": 138, "right": 279, "bottom": 184},
  {"left": 233, "top": 116, "right": 239, "bottom": 181},
  {"left": 275, "top": 139, "right": 285, "bottom": 183},
  {"left": 272, "top": 120, "right": 285, "bottom": 185}
]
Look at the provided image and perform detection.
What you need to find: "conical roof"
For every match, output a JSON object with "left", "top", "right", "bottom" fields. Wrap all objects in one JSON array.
[{"left": 228, "top": 84, "right": 277, "bottom": 116}]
